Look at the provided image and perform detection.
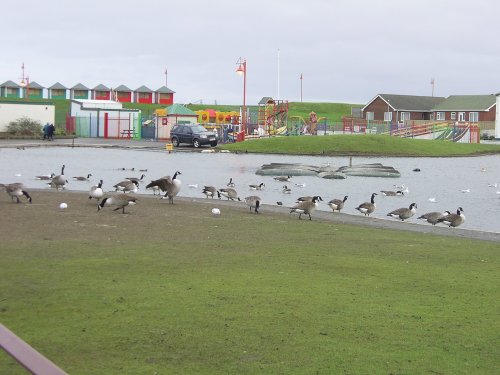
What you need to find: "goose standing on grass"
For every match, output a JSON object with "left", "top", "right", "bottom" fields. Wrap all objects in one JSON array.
[
  {"left": 244, "top": 196, "right": 261, "bottom": 214},
  {"left": 438, "top": 207, "right": 465, "bottom": 227},
  {"left": 97, "top": 195, "right": 138, "bottom": 214},
  {"left": 50, "top": 165, "right": 67, "bottom": 190},
  {"left": 290, "top": 195, "right": 321, "bottom": 220},
  {"left": 328, "top": 196, "right": 348, "bottom": 212},
  {"left": 380, "top": 190, "right": 404, "bottom": 196},
  {"left": 73, "top": 173, "right": 92, "bottom": 181},
  {"left": 274, "top": 175, "right": 291, "bottom": 182},
  {"left": 1, "top": 183, "right": 32, "bottom": 203},
  {"left": 89, "top": 180, "right": 104, "bottom": 202},
  {"left": 418, "top": 210, "right": 451, "bottom": 225},
  {"left": 35, "top": 173, "right": 55, "bottom": 181},
  {"left": 355, "top": 193, "right": 378, "bottom": 216},
  {"left": 113, "top": 179, "right": 139, "bottom": 193},
  {"left": 282, "top": 185, "right": 292, "bottom": 194},
  {"left": 226, "top": 178, "right": 235, "bottom": 188},
  {"left": 202, "top": 186, "right": 218, "bottom": 199},
  {"left": 249, "top": 182, "right": 265, "bottom": 190},
  {"left": 387, "top": 203, "right": 418, "bottom": 221},
  {"left": 145, "top": 171, "right": 182, "bottom": 204},
  {"left": 218, "top": 188, "right": 241, "bottom": 201},
  {"left": 125, "top": 174, "right": 146, "bottom": 184}
]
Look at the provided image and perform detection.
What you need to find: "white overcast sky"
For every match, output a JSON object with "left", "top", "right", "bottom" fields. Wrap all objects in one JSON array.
[{"left": 1, "top": 0, "right": 499, "bottom": 105}]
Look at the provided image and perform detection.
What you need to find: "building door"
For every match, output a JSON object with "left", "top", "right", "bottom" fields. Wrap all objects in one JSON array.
[{"left": 458, "top": 112, "right": 465, "bottom": 121}]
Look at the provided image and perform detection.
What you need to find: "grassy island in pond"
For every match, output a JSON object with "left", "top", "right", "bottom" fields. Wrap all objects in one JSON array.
[{"left": 219, "top": 134, "right": 500, "bottom": 156}]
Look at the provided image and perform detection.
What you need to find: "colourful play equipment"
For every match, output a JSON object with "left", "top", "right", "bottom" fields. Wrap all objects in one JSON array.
[{"left": 256, "top": 97, "right": 289, "bottom": 136}]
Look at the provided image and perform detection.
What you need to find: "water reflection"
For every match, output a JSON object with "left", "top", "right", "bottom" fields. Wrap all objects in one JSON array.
[{"left": 1, "top": 147, "right": 499, "bottom": 233}]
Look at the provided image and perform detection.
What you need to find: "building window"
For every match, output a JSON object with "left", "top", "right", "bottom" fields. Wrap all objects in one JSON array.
[
  {"left": 469, "top": 112, "right": 478, "bottom": 122},
  {"left": 384, "top": 112, "right": 392, "bottom": 121},
  {"left": 138, "top": 92, "right": 150, "bottom": 99},
  {"left": 450, "top": 112, "right": 456, "bottom": 120},
  {"left": 436, "top": 112, "right": 445, "bottom": 120},
  {"left": 365, "top": 111, "right": 374, "bottom": 120},
  {"left": 400, "top": 112, "right": 410, "bottom": 122}
]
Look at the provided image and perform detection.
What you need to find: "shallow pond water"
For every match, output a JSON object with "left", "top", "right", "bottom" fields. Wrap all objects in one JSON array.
[{"left": 1, "top": 147, "right": 499, "bottom": 233}]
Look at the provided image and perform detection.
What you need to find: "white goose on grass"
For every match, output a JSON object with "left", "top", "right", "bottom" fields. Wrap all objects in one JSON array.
[
  {"left": 387, "top": 203, "right": 418, "bottom": 221},
  {"left": 290, "top": 195, "right": 321, "bottom": 220},
  {"left": 1, "top": 183, "right": 32, "bottom": 204},
  {"left": 97, "top": 194, "right": 138, "bottom": 214}
]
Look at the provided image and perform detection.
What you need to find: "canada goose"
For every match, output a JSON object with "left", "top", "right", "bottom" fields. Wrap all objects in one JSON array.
[
  {"left": 244, "top": 196, "right": 261, "bottom": 214},
  {"left": 1, "top": 183, "right": 32, "bottom": 203},
  {"left": 274, "top": 175, "right": 291, "bottom": 182},
  {"left": 437, "top": 207, "right": 465, "bottom": 227},
  {"left": 393, "top": 184, "right": 409, "bottom": 194},
  {"left": 380, "top": 190, "right": 404, "bottom": 196},
  {"left": 73, "top": 173, "right": 92, "bottom": 181},
  {"left": 227, "top": 178, "right": 235, "bottom": 187},
  {"left": 35, "top": 173, "right": 55, "bottom": 180},
  {"left": 97, "top": 194, "right": 138, "bottom": 214},
  {"left": 218, "top": 188, "right": 241, "bottom": 201},
  {"left": 355, "top": 193, "right": 377, "bottom": 216},
  {"left": 202, "top": 186, "right": 218, "bottom": 199},
  {"left": 113, "top": 179, "right": 139, "bottom": 193},
  {"left": 249, "top": 183, "right": 265, "bottom": 190},
  {"left": 89, "top": 180, "right": 104, "bottom": 202},
  {"left": 145, "top": 171, "right": 182, "bottom": 204},
  {"left": 282, "top": 185, "right": 292, "bottom": 194},
  {"left": 276, "top": 201, "right": 283, "bottom": 206},
  {"left": 296, "top": 196, "right": 324, "bottom": 204},
  {"left": 387, "top": 203, "right": 418, "bottom": 221},
  {"left": 328, "top": 196, "right": 348, "bottom": 212},
  {"left": 418, "top": 210, "right": 451, "bottom": 225},
  {"left": 50, "top": 164, "right": 67, "bottom": 190},
  {"left": 290, "top": 195, "right": 321, "bottom": 220},
  {"left": 125, "top": 174, "right": 146, "bottom": 184}
]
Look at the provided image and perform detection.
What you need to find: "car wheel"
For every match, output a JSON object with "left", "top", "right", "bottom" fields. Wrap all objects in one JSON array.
[
  {"left": 210, "top": 141, "right": 218, "bottom": 147},
  {"left": 193, "top": 139, "right": 201, "bottom": 148},
  {"left": 171, "top": 137, "right": 179, "bottom": 147}
]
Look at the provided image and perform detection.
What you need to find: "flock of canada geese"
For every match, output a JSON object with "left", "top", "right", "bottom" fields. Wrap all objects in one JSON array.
[{"left": 1, "top": 164, "right": 467, "bottom": 228}]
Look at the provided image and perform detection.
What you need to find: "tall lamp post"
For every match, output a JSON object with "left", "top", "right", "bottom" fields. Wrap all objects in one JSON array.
[
  {"left": 20, "top": 62, "right": 30, "bottom": 100},
  {"left": 236, "top": 57, "right": 247, "bottom": 134}
]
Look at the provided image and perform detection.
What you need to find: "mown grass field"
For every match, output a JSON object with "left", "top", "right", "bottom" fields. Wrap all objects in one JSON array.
[
  {"left": 219, "top": 134, "right": 500, "bottom": 156},
  {"left": 0, "top": 191, "right": 498, "bottom": 374}
]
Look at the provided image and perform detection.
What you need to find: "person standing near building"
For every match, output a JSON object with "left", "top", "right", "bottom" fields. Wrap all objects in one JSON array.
[
  {"left": 47, "top": 123, "right": 55, "bottom": 141},
  {"left": 43, "top": 122, "right": 49, "bottom": 140}
]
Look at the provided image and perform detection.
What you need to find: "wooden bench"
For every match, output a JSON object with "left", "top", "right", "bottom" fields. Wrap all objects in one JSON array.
[{"left": 120, "top": 129, "right": 137, "bottom": 138}]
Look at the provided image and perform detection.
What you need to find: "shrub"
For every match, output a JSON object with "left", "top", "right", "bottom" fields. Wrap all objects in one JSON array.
[{"left": 7, "top": 117, "right": 42, "bottom": 136}]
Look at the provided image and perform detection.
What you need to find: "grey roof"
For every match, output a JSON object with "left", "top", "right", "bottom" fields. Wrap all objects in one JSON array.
[
  {"left": 156, "top": 85, "right": 175, "bottom": 94},
  {"left": 258, "top": 97, "right": 274, "bottom": 105},
  {"left": 378, "top": 94, "right": 446, "bottom": 111},
  {"left": 135, "top": 85, "right": 153, "bottom": 93},
  {"left": 48, "top": 82, "right": 68, "bottom": 90},
  {"left": 1, "top": 80, "right": 21, "bottom": 88},
  {"left": 432, "top": 95, "right": 497, "bottom": 111},
  {"left": 28, "top": 81, "right": 44, "bottom": 89},
  {"left": 115, "top": 84, "right": 132, "bottom": 92},
  {"left": 71, "top": 83, "right": 90, "bottom": 90},
  {"left": 93, "top": 84, "right": 110, "bottom": 91}
]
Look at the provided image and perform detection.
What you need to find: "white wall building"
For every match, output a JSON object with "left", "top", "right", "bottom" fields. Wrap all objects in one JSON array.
[{"left": 0, "top": 101, "right": 55, "bottom": 132}]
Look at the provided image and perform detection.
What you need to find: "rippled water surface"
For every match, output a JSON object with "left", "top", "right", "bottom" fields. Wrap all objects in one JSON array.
[{"left": 1, "top": 147, "right": 499, "bottom": 233}]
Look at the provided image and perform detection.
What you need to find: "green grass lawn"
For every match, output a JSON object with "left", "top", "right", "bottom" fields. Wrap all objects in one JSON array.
[
  {"left": 0, "top": 191, "right": 498, "bottom": 374},
  {"left": 219, "top": 134, "right": 500, "bottom": 156}
]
